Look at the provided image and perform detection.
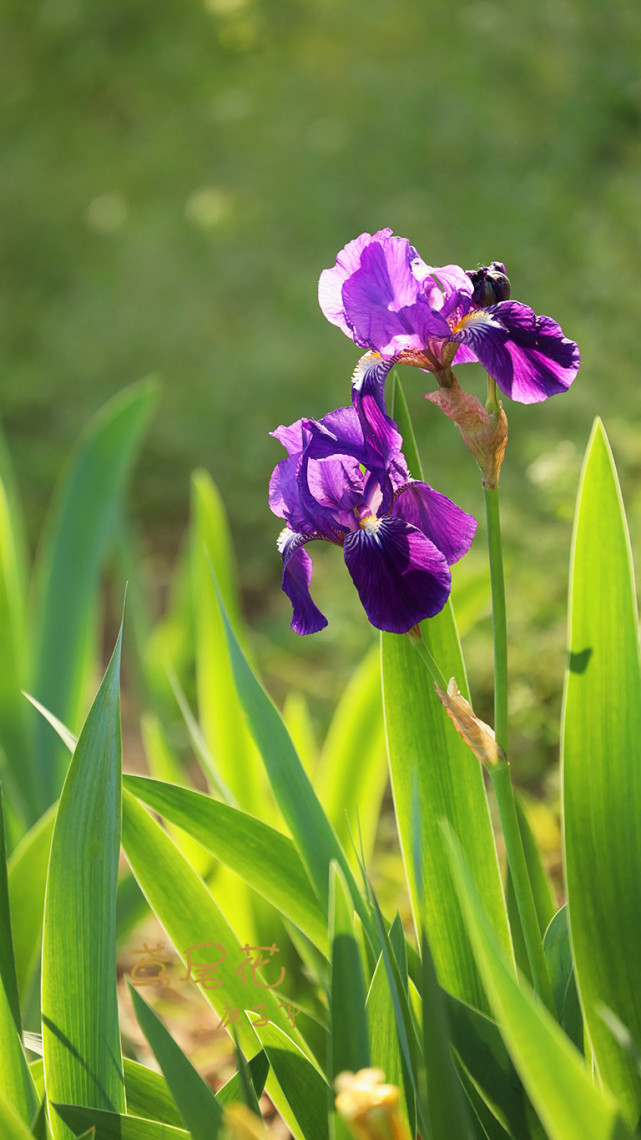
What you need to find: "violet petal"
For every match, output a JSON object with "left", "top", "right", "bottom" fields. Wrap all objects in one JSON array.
[{"left": 343, "top": 515, "right": 451, "bottom": 633}]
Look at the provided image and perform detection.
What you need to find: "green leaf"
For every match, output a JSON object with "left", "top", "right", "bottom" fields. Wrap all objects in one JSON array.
[
  {"left": 562, "top": 419, "right": 641, "bottom": 1122},
  {"left": 0, "top": 977, "right": 38, "bottom": 1129},
  {"left": 419, "top": 929, "right": 475, "bottom": 1140},
  {"left": 129, "top": 983, "right": 223, "bottom": 1140},
  {"left": 42, "top": 622, "right": 126, "bottom": 1140},
  {"left": 366, "top": 946, "right": 412, "bottom": 1135},
  {"left": 445, "top": 823, "right": 633, "bottom": 1140},
  {"left": 328, "top": 862, "right": 369, "bottom": 1080},
  {"left": 216, "top": 1050, "right": 270, "bottom": 1108},
  {"left": 123, "top": 775, "right": 328, "bottom": 955},
  {"left": 443, "top": 990, "right": 530, "bottom": 1140},
  {"left": 0, "top": 1088, "right": 36, "bottom": 1140},
  {"left": 191, "top": 470, "right": 264, "bottom": 814},
  {"left": 317, "top": 647, "right": 387, "bottom": 864},
  {"left": 122, "top": 1060, "right": 185, "bottom": 1129},
  {"left": 0, "top": 784, "right": 21, "bottom": 1034},
  {"left": 7, "top": 804, "right": 56, "bottom": 1001},
  {"left": 543, "top": 906, "right": 583, "bottom": 1052},
  {"left": 251, "top": 1019, "right": 330, "bottom": 1140},
  {"left": 121, "top": 791, "right": 314, "bottom": 1138},
  {"left": 53, "top": 1104, "right": 189, "bottom": 1139},
  {"left": 0, "top": 479, "right": 33, "bottom": 828},
  {"left": 381, "top": 618, "right": 511, "bottom": 1011},
  {"left": 30, "top": 380, "right": 156, "bottom": 817},
  {"left": 211, "top": 573, "right": 367, "bottom": 925},
  {"left": 506, "top": 794, "right": 556, "bottom": 985}
]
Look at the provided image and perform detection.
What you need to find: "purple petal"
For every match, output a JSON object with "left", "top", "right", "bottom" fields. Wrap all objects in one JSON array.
[
  {"left": 392, "top": 482, "right": 477, "bottom": 565},
  {"left": 343, "top": 515, "right": 451, "bottom": 633},
  {"left": 270, "top": 419, "right": 305, "bottom": 456},
  {"left": 318, "top": 229, "right": 394, "bottom": 337},
  {"left": 278, "top": 529, "right": 328, "bottom": 635},
  {"left": 306, "top": 454, "right": 364, "bottom": 528},
  {"left": 452, "top": 301, "right": 580, "bottom": 403},
  {"left": 269, "top": 452, "right": 309, "bottom": 534}
]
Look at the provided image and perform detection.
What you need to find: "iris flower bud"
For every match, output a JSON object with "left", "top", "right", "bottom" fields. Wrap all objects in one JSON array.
[{"left": 467, "top": 261, "right": 511, "bottom": 307}]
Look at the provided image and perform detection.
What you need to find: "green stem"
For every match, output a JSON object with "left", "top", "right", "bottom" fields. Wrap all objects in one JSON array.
[
  {"left": 489, "top": 760, "right": 556, "bottom": 1013},
  {"left": 482, "top": 381, "right": 555, "bottom": 1012},
  {"left": 483, "top": 484, "right": 508, "bottom": 753}
]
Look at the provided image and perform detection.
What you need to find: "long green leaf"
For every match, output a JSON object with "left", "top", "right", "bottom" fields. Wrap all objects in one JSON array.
[
  {"left": 317, "top": 648, "right": 387, "bottom": 863},
  {"left": 0, "top": 480, "right": 33, "bottom": 827},
  {"left": 212, "top": 573, "right": 367, "bottom": 925},
  {"left": 0, "top": 1089, "right": 37, "bottom": 1140},
  {"left": 32, "top": 1057, "right": 186, "bottom": 1130},
  {"left": 328, "top": 862, "right": 369, "bottom": 1080},
  {"left": 382, "top": 617, "right": 511, "bottom": 1011},
  {"left": 543, "top": 906, "right": 582, "bottom": 1052},
  {"left": 42, "top": 623, "right": 126, "bottom": 1140},
  {"left": 250, "top": 1019, "right": 330, "bottom": 1140},
  {"left": 384, "top": 374, "right": 510, "bottom": 1007},
  {"left": 30, "top": 380, "right": 156, "bottom": 816},
  {"left": 7, "top": 803, "right": 56, "bottom": 1002},
  {"left": 129, "top": 984, "right": 222, "bottom": 1140},
  {"left": 121, "top": 790, "right": 313, "bottom": 1139},
  {"left": 562, "top": 419, "right": 641, "bottom": 1122},
  {"left": 191, "top": 470, "right": 265, "bottom": 815},
  {"left": 0, "top": 978, "right": 38, "bottom": 1129},
  {"left": 419, "top": 929, "right": 475, "bottom": 1140},
  {"left": 123, "top": 775, "right": 328, "bottom": 954},
  {"left": 0, "top": 784, "right": 21, "bottom": 1034},
  {"left": 53, "top": 1104, "right": 188, "bottom": 1139},
  {"left": 445, "top": 824, "right": 633, "bottom": 1140}
]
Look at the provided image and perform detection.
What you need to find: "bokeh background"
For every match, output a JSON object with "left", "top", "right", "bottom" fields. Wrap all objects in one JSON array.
[{"left": 3, "top": 0, "right": 641, "bottom": 782}]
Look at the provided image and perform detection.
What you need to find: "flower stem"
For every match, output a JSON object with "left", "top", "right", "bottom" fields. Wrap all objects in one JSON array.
[
  {"left": 489, "top": 759, "right": 556, "bottom": 1014},
  {"left": 483, "top": 484, "right": 508, "bottom": 753},
  {"left": 482, "top": 379, "right": 555, "bottom": 1013}
]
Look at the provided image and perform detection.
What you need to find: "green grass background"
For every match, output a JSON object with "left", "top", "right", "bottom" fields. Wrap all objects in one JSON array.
[{"left": 2, "top": 0, "right": 641, "bottom": 777}]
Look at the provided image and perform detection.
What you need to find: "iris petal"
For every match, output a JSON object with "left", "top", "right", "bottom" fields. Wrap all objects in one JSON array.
[
  {"left": 392, "top": 482, "right": 477, "bottom": 564},
  {"left": 452, "top": 301, "right": 580, "bottom": 404},
  {"left": 343, "top": 515, "right": 451, "bottom": 633},
  {"left": 279, "top": 529, "right": 328, "bottom": 635}
]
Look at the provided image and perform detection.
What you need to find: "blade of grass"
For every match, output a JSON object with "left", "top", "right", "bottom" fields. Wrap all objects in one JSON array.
[
  {"left": 211, "top": 570, "right": 369, "bottom": 928},
  {"left": 0, "top": 784, "right": 21, "bottom": 1034},
  {"left": 123, "top": 775, "right": 328, "bottom": 955},
  {"left": 191, "top": 470, "right": 265, "bottom": 816},
  {"left": 128, "top": 983, "right": 223, "bottom": 1140},
  {"left": 445, "top": 823, "right": 634, "bottom": 1140},
  {"left": 30, "top": 380, "right": 156, "bottom": 817},
  {"left": 317, "top": 648, "right": 387, "bottom": 864},
  {"left": 0, "top": 480, "right": 33, "bottom": 828},
  {"left": 562, "top": 419, "right": 641, "bottom": 1122},
  {"left": 42, "top": 621, "right": 126, "bottom": 1140},
  {"left": 249, "top": 1019, "right": 330, "bottom": 1140},
  {"left": 328, "top": 862, "right": 370, "bottom": 1081},
  {"left": 52, "top": 1105, "right": 189, "bottom": 1139}
]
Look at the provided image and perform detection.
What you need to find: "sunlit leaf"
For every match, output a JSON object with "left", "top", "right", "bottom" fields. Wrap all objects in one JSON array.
[
  {"left": 42, "top": 623, "right": 126, "bottom": 1139},
  {"left": 562, "top": 419, "right": 641, "bottom": 1122}
]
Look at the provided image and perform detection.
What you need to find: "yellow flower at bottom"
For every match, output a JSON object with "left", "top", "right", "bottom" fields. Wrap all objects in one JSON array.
[{"left": 334, "top": 1069, "right": 406, "bottom": 1140}]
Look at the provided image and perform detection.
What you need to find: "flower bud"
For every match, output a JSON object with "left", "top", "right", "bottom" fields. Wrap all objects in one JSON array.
[
  {"left": 467, "top": 262, "right": 511, "bottom": 307},
  {"left": 334, "top": 1069, "right": 406, "bottom": 1140}
]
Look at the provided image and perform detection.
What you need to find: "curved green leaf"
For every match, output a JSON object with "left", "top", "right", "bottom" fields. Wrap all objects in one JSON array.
[
  {"left": 42, "top": 624, "right": 125, "bottom": 1139},
  {"left": 31, "top": 380, "right": 156, "bottom": 816},
  {"left": 328, "top": 862, "right": 369, "bottom": 1080},
  {"left": 445, "top": 824, "right": 633, "bottom": 1140},
  {"left": 562, "top": 419, "right": 641, "bottom": 1122},
  {"left": 53, "top": 1104, "right": 188, "bottom": 1139},
  {"left": 123, "top": 775, "right": 327, "bottom": 954},
  {"left": 250, "top": 1019, "right": 330, "bottom": 1140},
  {"left": 7, "top": 803, "right": 56, "bottom": 1001},
  {"left": 129, "top": 984, "right": 222, "bottom": 1140}
]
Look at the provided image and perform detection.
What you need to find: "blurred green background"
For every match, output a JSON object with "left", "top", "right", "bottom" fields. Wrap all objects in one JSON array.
[{"left": 2, "top": 0, "right": 641, "bottom": 780}]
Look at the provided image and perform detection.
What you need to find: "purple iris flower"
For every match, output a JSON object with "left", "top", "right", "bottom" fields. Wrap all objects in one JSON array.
[
  {"left": 319, "top": 228, "right": 580, "bottom": 406},
  {"left": 269, "top": 390, "right": 476, "bottom": 635}
]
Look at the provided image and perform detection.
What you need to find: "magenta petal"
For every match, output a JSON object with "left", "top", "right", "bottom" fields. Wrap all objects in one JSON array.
[
  {"left": 392, "top": 482, "right": 477, "bottom": 565},
  {"left": 318, "top": 229, "right": 394, "bottom": 336},
  {"left": 453, "top": 301, "right": 580, "bottom": 403},
  {"left": 279, "top": 530, "right": 328, "bottom": 635},
  {"left": 269, "top": 453, "right": 309, "bottom": 533},
  {"left": 343, "top": 516, "right": 451, "bottom": 633}
]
